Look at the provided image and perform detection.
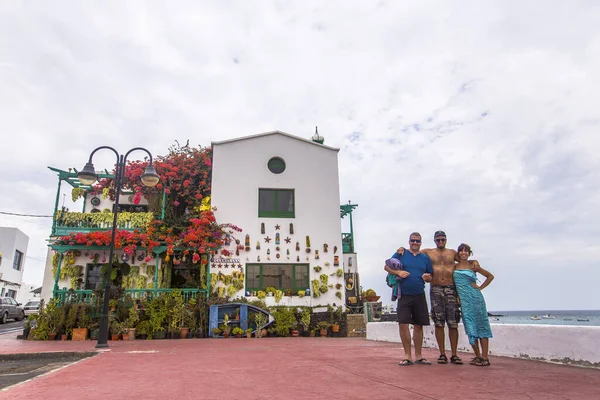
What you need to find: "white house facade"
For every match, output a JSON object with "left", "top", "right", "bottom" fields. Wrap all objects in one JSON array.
[
  {"left": 0, "top": 227, "right": 29, "bottom": 300},
  {"left": 210, "top": 131, "right": 349, "bottom": 307}
]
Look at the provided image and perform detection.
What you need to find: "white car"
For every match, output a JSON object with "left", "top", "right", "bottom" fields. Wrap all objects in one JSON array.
[{"left": 23, "top": 300, "right": 41, "bottom": 316}]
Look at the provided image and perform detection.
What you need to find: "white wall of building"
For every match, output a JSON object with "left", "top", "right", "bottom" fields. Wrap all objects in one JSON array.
[
  {"left": 16, "top": 284, "right": 39, "bottom": 305},
  {"left": 0, "top": 227, "right": 28, "bottom": 299},
  {"left": 366, "top": 322, "right": 600, "bottom": 367},
  {"left": 211, "top": 132, "right": 345, "bottom": 306}
]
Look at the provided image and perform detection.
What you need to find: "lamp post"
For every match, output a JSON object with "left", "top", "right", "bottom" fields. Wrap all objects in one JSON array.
[{"left": 77, "top": 146, "right": 160, "bottom": 348}]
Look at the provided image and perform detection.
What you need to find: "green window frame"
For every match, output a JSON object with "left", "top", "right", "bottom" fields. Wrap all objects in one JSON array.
[
  {"left": 258, "top": 188, "right": 295, "bottom": 218},
  {"left": 245, "top": 264, "right": 309, "bottom": 291}
]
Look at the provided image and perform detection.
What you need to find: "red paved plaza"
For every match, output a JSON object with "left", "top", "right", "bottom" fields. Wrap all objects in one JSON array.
[{"left": 1, "top": 332, "right": 599, "bottom": 400}]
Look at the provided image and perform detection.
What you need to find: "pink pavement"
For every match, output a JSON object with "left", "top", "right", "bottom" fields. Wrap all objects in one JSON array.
[{"left": 1, "top": 333, "right": 599, "bottom": 400}]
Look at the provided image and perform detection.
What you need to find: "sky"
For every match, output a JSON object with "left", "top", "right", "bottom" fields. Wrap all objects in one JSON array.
[{"left": 0, "top": 1, "right": 598, "bottom": 311}]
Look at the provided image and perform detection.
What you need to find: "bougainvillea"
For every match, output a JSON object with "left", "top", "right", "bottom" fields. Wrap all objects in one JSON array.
[
  {"left": 92, "top": 141, "right": 212, "bottom": 219},
  {"left": 54, "top": 211, "right": 242, "bottom": 256}
]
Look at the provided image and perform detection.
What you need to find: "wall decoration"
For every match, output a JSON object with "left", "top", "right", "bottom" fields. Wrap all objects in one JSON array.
[
  {"left": 261, "top": 223, "right": 265, "bottom": 234},
  {"left": 90, "top": 196, "right": 101, "bottom": 207},
  {"left": 296, "top": 255, "right": 300, "bottom": 262},
  {"left": 267, "top": 249, "right": 270, "bottom": 255},
  {"left": 257, "top": 256, "right": 261, "bottom": 262},
  {"left": 348, "top": 257, "right": 353, "bottom": 267},
  {"left": 289, "top": 223, "right": 294, "bottom": 234},
  {"left": 315, "top": 250, "right": 320, "bottom": 259},
  {"left": 313, "top": 266, "right": 322, "bottom": 272},
  {"left": 235, "top": 248, "right": 240, "bottom": 256},
  {"left": 275, "top": 224, "right": 281, "bottom": 230},
  {"left": 256, "top": 241, "right": 261, "bottom": 250},
  {"left": 286, "top": 249, "right": 290, "bottom": 255},
  {"left": 306, "top": 248, "right": 311, "bottom": 253},
  {"left": 306, "top": 235, "right": 311, "bottom": 248},
  {"left": 324, "top": 262, "right": 330, "bottom": 267},
  {"left": 323, "top": 244, "right": 328, "bottom": 253},
  {"left": 306, "top": 256, "right": 310, "bottom": 261},
  {"left": 245, "top": 235, "right": 251, "bottom": 251},
  {"left": 334, "top": 256, "right": 339, "bottom": 266},
  {"left": 276, "top": 246, "right": 280, "bottom": 251},
  {"left": 264, "top": 236, "right": 272, "bottom": 243},
  {"left": 225, "top": 235, "right": 231, "bottom": 246},
  {"left": 334, "top": 245, "right": 338, "bottom": 254},
  {"left": 284, "top": 237, "right": 291, "bottom": 244},
  {"left": 276, "top": 254, "right": 280, "bottom": 259},
  {"left": 296, "top": 242, "right": 300, "bottom": 251},
  {"left": 275, "top": 233, "right": 280, "bottom": 245}
]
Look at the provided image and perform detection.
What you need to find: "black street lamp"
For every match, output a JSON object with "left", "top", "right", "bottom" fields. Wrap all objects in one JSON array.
[{"left": 77, "top": 146, "right": 160, "bottom": 348}]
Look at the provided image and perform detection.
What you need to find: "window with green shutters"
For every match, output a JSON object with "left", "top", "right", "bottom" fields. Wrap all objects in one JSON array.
[
  {"left": 245, "top": 264, "right": 309, "bottom": 291},
  {"left": 258, "top": 189, "right": 295, "bottom": 218}
]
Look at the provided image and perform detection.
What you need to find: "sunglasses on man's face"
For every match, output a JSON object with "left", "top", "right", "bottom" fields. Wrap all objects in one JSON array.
[
  {"left": 435, "top": 238, "right": 447, "bottom": 242},
  {"left": 410, "top": 239, "right": 421, "bottom": 243}
]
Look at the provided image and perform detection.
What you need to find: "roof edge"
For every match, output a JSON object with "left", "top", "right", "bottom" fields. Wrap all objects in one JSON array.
[{"left": 211, "top": 130, "right": 340, "bottom": 152}]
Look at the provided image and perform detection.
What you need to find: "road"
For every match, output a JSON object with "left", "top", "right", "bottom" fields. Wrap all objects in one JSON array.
[{"left": 0, "top": 320, "right": 25, "bottom": 336}]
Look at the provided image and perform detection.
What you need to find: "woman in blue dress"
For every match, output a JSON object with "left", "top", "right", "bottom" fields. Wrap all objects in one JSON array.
[{"left": 453, "top": 243, "right": 495, "bottom": 366}]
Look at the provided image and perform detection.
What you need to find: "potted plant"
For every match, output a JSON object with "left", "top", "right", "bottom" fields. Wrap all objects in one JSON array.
[
  {"left": 245, "top": 328, "right": 252, "bottom": 338},
  {"left": 125, "top": 306, "right": 139, "bottom": 340},
  {"left": 317, "top": 321, "right": 330, "bottom": 337},
  {"left": 110, "top": 319, "right": 125, "bottom": 341},
  {"left": 265, "top": 287, "right": 276, "bottom": 297},
  {"left": 328, "top": 305, "right": 340, "bottom": 333},
  {"left": 220, "top": 314, "right": 231, "bottom": 338},
  {"left": 109, "top": 299, "right": 119, "bottom": 312},
  {"left": 72, "top": 305, "right": 90, "bottom": 341},
  {"left": 290, "top": 321, "right": 299, "bottom": 337},
  {"left": 211, "top": 327, "right": 221, "bottom": 337},
  {"left": 232, "top": 327, "right": 244, "bottom": 338},
  {"left": 234, "top": 308, "right": 240, "bottom": 320},
  {"left": 300, "top": 309, "right": 311, "bottom": 335}
]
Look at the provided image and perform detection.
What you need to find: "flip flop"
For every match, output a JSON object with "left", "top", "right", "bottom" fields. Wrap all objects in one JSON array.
[
  {"left": 415, "top": 358, "right": 432, "bottom": 365},
  {"left": 398, "top": 359, "right": 414, "bottom": 366},
  {"left": 437, "top": 354, "right": 448, "bottom": 364}
]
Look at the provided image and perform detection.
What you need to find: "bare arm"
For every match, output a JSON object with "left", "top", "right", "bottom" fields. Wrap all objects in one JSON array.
[
  {"left": 384, "top": 265, "right": 409, "bottom": 278},
  {"left": 471, "top": 260, "right": 494, "bottom": 290}
]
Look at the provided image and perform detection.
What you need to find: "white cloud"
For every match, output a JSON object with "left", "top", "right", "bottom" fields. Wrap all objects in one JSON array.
[{"left": 0, "top": 0, "right": 598, "bottom": 310}]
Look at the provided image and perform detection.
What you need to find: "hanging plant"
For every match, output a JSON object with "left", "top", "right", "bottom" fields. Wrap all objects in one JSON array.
[
  {"left": 274, "top": 290, "right": 283, "bottom": 303},
  {"left": 335, "top": 291, "right": 342, "bottom": 299},
  {"left": 313, "top": 266, "right": 322, "bottom": 272},
  {"left": 71, "top": 187, "right": 85, "bottom": 202},
  {"left": 336, "top": 269, "right": 343, "bottom": 277}
]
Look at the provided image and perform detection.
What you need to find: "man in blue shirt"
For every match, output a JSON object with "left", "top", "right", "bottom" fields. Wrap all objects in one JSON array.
[{"left": 384, "top": 232, "right": 433, "bottom": 366}]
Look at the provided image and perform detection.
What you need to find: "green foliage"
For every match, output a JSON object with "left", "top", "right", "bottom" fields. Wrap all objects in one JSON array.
[{"left": 271, "top": 307, "right": 296, "bottom": 337}]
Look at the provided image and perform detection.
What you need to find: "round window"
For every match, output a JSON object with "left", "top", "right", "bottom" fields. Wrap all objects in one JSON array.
[{"left": 268, "top": 157, "right": 286, "bottom": 174}]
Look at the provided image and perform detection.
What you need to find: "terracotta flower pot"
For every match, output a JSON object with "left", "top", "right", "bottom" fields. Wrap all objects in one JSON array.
[
  {"left": 48, "top": 333, "right": 57, "bottom": 341},
  {"left": 60, "top": 334, "right": 67, "bottom": 341},
  {"left": 319, "top": 329, "right": 328, "bottom": 337},
  {"left": 246, "top": 333, "right": 252, "bottom": 338},
  {"left": 309, "top": 331, "right": 316, "bottom": 337},
  {"left": 291, "top": 330, "right": 299, "bottom": 337},
  {"left": 235, "top": 334, "right": 242, "bottom": 338},
  {"left": 127, "top": 328, "right": 136, "bottom": 340},
  {"left": 179, "top": 327, "right": 189, "bottom": 339},
  {"left": 331, "top": 324, "right": 340, "bottom": 333},
  {"left": 111, "top": 334, "right": 120, "bottom": 341},
  {"left": 72, "top": 328, "right": 89, "bottom": 341}
]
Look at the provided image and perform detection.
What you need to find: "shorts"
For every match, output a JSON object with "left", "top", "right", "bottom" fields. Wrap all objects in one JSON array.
[
  {"left": 430, "top": 285, "right": 461, "bottom": 328},
  {"left": 397, "top": 293, "right": 430, "bottom": 326}
]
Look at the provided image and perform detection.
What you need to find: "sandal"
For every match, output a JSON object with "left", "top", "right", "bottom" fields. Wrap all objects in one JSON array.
[
  {"left": 399, "top": 359, "right": 414, "bottom": 366},
  {"left": 470, "top": 357, "right": 482, "bottom": 365},
  {"left": 450, "top": 355, "right": 463, "bottom": 365},
  {"left": 415, "top": 358, "right": 432, "bottom": 365},
  {"left": 437, "top": 354, "right": 448, "bottom": 364},
  {"left": 475, "top": 358, "right": 490, "bottom": 367}
]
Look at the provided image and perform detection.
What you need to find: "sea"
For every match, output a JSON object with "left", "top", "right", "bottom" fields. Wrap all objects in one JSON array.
[{"left": 487, "top": 310, "right": 600, "bottom": 326}]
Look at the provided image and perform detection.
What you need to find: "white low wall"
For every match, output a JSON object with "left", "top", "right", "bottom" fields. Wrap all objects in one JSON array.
[{"left": 367, "top": 322, "right": 600, "bottom": 368}]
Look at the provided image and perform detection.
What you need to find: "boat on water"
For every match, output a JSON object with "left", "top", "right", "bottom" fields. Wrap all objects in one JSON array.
[
  {"left": 563, "top": 318, "right": 573, "bottom": 321},
  {"left": 530, "top": 316, "right": 541, "bottom": 320},
  {"left": 577, "top": 318, "right": 590, "bottom": 322},
  {"left": 542, "top": 314, "right": 556, "bottom": 319}
]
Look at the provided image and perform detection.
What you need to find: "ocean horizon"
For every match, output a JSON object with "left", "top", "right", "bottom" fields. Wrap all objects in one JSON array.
[{"left": 487, "top": 309, "right": 600, "bottom": 326}]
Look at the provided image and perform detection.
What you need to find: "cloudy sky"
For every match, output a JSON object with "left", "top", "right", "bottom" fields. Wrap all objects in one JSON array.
[{"left": 1, "top": 1, "right": 598, "bottom": 311}]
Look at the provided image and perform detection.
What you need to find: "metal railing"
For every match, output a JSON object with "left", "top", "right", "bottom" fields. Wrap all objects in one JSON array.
[{"left": 53, "top": 288, "right": 206, "bottom": 305}]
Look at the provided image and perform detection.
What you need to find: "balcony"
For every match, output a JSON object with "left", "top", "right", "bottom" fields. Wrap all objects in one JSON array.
[
  {"left": 342, "top": 232, "right": 354, "bottom": 253},
  {"left": 52, "top": 210, "right": 155, "bottom": 236},
  {"left": 53, "top": 288, "right": 206, "bottom": 305}
]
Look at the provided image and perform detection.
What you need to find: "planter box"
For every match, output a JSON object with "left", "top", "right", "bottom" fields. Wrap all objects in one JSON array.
[{"left": 72, "top": 328, "right": 89, "bottom": 341}]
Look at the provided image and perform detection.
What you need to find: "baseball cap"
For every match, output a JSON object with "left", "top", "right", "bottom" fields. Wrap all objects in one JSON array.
[{"left": 434, "top": 230, "right": 446, "bottom": 238}]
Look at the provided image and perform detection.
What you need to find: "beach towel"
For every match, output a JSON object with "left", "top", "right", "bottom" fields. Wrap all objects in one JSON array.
[{"left": 385, "top": 257, "right": 403, "bottom": 301}]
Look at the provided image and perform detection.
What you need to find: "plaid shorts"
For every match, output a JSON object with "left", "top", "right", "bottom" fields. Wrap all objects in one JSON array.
[{"left": 430, "top": 285, "right": 461, "bottom": 328}]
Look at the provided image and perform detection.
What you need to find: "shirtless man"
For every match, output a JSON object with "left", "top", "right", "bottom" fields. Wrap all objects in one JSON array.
[{"left": 398, "top": 230, "right": 463, "bottom": 364}]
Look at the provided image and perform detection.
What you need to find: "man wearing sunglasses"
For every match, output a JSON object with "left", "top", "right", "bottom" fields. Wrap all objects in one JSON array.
[
  {"left": 385, "top": 232, "right": 433, "bottom": 366},
  {"left": 397, "top": 231, "right": 462, "bottom": 365}
]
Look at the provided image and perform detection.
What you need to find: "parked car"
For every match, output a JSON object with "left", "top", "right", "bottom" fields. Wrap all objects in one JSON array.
[
  {"left": 23, "top": 300, "right": 41, "bottom": 316},
  {"left": 0, "top": 297, "right": 25, "bottom": 324}
]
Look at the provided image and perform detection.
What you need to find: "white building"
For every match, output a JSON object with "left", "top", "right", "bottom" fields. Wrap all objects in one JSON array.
[
  {"left": 0, "top": 227, "right": 29, "bottom": 300},
  {"left": 211, "top": 130, "right": 350, "bottom": 306}
]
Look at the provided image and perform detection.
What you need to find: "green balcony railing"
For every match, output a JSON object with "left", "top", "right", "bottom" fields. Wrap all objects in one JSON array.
[
  {"left": 53, "top": 288, "right": 206, "bottom": 305},
  {"left": 342, "top": 232, "right": 354, "bottom": 253},
  {"left": 52, "top": 211, "right": 155, "bottom": 236}
]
